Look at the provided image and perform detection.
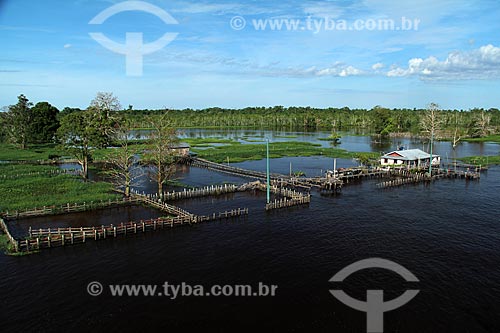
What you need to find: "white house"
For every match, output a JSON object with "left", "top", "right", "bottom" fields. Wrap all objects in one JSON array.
[
  {"left": 169, "top": 143, "right": 190, "bottom": 157},
  {"left": 380, "top": 149, "right": 440, "bottom": 167}
]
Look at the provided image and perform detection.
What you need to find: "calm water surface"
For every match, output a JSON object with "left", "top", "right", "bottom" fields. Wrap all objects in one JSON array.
[{"left": 1, "top": 131, "right": 500, "bottom": 332}]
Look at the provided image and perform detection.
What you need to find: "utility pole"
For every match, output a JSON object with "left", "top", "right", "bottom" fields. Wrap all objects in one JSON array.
[
  {"left": 266, "top": 139, "right": 270, "bottom": 204},
  {"left": 428, "top": 130, "right": 434, "bottom": 176}
]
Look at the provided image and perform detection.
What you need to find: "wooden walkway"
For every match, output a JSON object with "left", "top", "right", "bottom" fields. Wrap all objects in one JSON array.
[
  {"left": 189, "top": 157, "right": 284, "bottom": 180},
  {"left": 377, "top": 168, "right": 480, "bottom": 188},
  {"left": 189, "top": 157, "right": 482, "bottom": 193}
]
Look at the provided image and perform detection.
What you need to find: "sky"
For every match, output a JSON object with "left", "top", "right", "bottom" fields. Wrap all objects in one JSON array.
[{"left": 1, "top": 0, "right": 500, "bottom": 110}]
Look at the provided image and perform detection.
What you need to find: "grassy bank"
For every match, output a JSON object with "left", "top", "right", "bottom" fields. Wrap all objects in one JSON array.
[
  {"left": 458, "top": 155, "right": 500, "bottom": 166},
  {"left": 463, "top": 135, "right": 500, "bottom": 143},
  {"left": 191, "top": 141, "right": 378, "bottom": 163},
  {"left": 0, "top": 164, "right": 120, "bottom": 212},
  {"left": 0, "top": 233, "right": 11, "bottom": 252},
  {"left": 0, "top": 143, "right": 66, "bottom": 161}
]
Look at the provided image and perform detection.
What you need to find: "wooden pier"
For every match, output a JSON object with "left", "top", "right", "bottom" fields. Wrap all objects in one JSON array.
[
  {"left": 189, "top": 157, "right": 286, "bottom": 180},
  {"left": 377, "top": 168, "right": 480, "bottom": 188},
  {"left": 188, "top": 157, "right": 484, "bottom": 197}
]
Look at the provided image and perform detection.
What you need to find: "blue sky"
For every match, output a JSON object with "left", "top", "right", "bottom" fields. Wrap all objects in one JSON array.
[{"left": 1, "top": 0, "right": 500, "bottom": 110}]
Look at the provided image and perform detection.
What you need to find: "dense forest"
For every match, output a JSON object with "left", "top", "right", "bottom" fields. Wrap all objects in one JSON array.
[
  {"left": 2, "top": 94, "right": 500, "bottom": 147},
  {"left": 121, "top": 106, "right": 500, "bottom": 138}
]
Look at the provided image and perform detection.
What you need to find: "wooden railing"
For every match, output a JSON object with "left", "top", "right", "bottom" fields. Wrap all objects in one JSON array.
[
  {"left": 18, "top": 207, "right": 249, "bottom": 252},
  {"left": 2, "top": 197, "right": 140, "bottom": 219}
]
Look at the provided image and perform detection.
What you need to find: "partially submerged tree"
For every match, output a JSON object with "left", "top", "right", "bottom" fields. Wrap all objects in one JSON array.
[
  {"left": 420, "top": 102, "right": 442, "bottom": 141},
  {"left": 469, "top": 108, "right": 491, "bottom": 137},
  {"left": 421, "top": 103, "right": 442, "bottom": 174},
  {"left": 57, "top": 111, "right": 100, "bottom": 179},
  {"left": 371, "top": 106, "right": 394, "bottom": 136},
  {"left": 145, "top": 113, "right": 179, "bottom": 198},
  {"left": 104, "top": 121, "right": 142, "bottom": 196}
]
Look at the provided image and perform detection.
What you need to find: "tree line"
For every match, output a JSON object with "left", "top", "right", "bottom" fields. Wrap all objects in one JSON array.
[
  {"left": 3, "top": 94, "right": 497, "bottom": 145},
  {"left": 122, "top": 105, "right": 500, "bottom": 138},
  {"left": 1, "top": 93, "right": 179, "bottom": 198}
]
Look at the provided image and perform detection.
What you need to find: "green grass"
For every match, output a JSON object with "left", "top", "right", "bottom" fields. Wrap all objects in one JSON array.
[
  {"left": 241, "top": 139, "right": 265, "bottom": 143},
  {"left": 274, "top": 135, "right": 299, "bottom": 139},
  {"left": 0, "top": 143, "right": 66, "bottom": 161},
  {"left": 0, "top": 164, "right": 120, "bottom": 212},
  {"left": 192, "top": 141, "right": 378, "bottom": 163},
  {"left": 463, "top": 135, "right": 500, "bottom": 143},
  {"left": 458, "top": 155, "right": 500, "bottom": 166},
  {"left": 0, "top": 233, "right": 11, "bottom": 252},
  {"left": 183, "top": 138, "right": 235, "bottom": 146}
]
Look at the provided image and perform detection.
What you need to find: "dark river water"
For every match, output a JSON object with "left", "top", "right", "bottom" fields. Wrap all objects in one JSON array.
[{"left": 1, "top": 132, "right": 500, "bottom": 332}]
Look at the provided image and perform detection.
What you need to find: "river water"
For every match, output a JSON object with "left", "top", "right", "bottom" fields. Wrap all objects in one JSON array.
[{"left": 1, "top": 130, "right": 500, "bottom": 332}]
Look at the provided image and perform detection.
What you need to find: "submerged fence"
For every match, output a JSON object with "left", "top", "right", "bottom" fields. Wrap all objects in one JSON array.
[
  {"left": 19, "top": 207, "right": 249, "bottom": 252},
  {"left": 137, "top": 184, "right": 239, "bottom": 201},
  {"left": 1, "top": 197, "right": 140, "bottom": 219}
]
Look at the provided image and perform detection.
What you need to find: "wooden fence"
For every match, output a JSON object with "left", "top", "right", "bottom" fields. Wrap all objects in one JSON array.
[
  {"left": 18, "top": 208, "right": 249, "bottom": 252},
  {"left": 2, "top": 197, "right": 140, "bottom": 219},
  {"left": 377, "top": 168, "right": 480, "bottom": 188},
  {"left": 138, "top": 184, "right": 239, "bottom": 201},
  {"left": 265, "top": 196, "right": 311, "bottom": 211},
  {"left": 0, "top": 168, "right": 78, "bottom": 180}
]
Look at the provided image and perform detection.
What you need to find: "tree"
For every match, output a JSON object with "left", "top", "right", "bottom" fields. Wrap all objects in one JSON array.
[
  {"left": 6, "top": 94, "right": 33, "bottom": 148},
  {"left": 0, "top": 109, "right": 8, "bottom": 143},
  {"left": 420, "top": 102, "right": 442, "bottom": 139},
  {"left": 104, "top": 120, "right": 142, "bottom": 196},
  {"left": 89, "top": 92, "right": 121, "bottom": 147},
  {"left": 29, "top": 102, "right": 60, "bottom": 143},
  {"left": 371, "top": 106, "right": 394, "bottom": 136},
  {"left": 469, "top": 108, "right": 491, "bottom": 137},
  {"left": 57, "top": 111, "right": 101, "bottom": 179},
  {"left": 145, "top": 113, "right": 179, "bottom": 198},
  {"left": 59, "top": 107, "right": 82, "bottom": 119},
  {"left": 421, "top": 103, "right": 442, "bottom": 174}
]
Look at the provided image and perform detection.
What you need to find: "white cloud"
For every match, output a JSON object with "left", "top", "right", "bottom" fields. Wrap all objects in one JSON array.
[
  {"left": 372, "top": 62, "right": 385, "bottom": 70},
  {"left": 302, "top": 2, "right": 344, "bottom": 18},
  {"left": 171, "top": 2, "right": 273, "bottom": 15},
  {"left": 63, "top": 44, "right": 72, "bottom": 49},
  {"left": 171, "top": 3, "right": 239, "bottom": 14},
  {"left": 306, "top": 63, "right": 363, "bottom": 77},
  {"left": 386, "top": 44, "right": 500, "bottom": 80}
]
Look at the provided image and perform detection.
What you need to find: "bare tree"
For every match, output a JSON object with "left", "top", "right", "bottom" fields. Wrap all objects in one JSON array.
[
  {"left": 420, "top": 102, "right": 442, "bottom": 174},
  {"left": 90, "top": 92, "right": 121, "bottom": 118},
  {"left": 420, "top": 102, "right": 442, "bottom": 139},
  {"left": 145, "top": 113, "right": 179, "bottom": 198},
  {"left": 451, "top": 112, "right": 464, "bottom": 149},
  {"left": 104, "top": 121, "right": 143, "bottom": 196},
  {"left": 474, "top": 109, "right": 491, "bottom": 137},
  {"left": 89, "top": 92, "right": 121, "bottom": 147}
]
